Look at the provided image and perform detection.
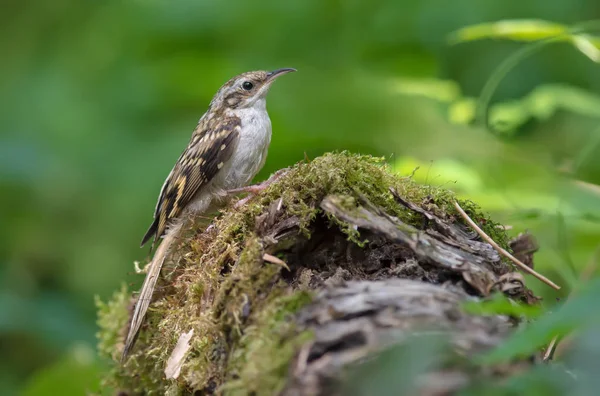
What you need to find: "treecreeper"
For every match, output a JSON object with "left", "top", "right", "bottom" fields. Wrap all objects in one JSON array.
[{"left": 122, "top": 68, "right": 296, "bottom": 361}]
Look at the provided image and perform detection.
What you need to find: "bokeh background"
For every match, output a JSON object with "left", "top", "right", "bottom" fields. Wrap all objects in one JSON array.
[{"left": 2, "top": 0, "right": 600, "bottom": 394}]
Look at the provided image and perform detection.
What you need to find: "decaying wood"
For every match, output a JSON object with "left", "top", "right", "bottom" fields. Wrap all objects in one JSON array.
[
  {"left": 509, "top": 232, "right": 539, "bottom": 270},
  {"left": 320, "top": 194, "right": 527, "bottom": 300},
  {"left": 284, "top": 280, "right": 513, "bottom": 396},
  {"left": 263, "top": 193, "right": 539, "bottom": 395},
  {"left": 108, "top": 154, "right": 549, "bottom": 395}
]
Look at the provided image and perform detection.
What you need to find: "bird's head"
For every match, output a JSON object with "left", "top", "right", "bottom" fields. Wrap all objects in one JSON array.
[{"left": 210, "top": 68, "right": 296, "bottom": 110}]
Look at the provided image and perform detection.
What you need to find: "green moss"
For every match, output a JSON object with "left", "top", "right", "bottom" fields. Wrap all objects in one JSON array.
[
  {"left": 96, "top": 285, "right": 167, "bottom": 393},
  {"left": 96, "top": 152, "right": 509, "bottom": 394},
  {"left": 221, "top": 291, "right": 313, "bottom": 395},
  {"left": 96, "top": 284, "right": 129, "bottom": 362}
]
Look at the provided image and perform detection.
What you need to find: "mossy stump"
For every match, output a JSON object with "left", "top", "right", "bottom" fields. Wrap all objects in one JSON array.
[{"left": 97, "top": 152, "right": 538, "bottom": 395}]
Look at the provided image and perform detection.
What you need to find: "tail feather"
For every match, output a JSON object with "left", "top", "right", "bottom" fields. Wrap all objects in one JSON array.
[
  {"left": 140, "top": 218, "right": 159, "bottom": 248},
  {"left": 122, "top": 223, "right": 181, "bottom": 362}
]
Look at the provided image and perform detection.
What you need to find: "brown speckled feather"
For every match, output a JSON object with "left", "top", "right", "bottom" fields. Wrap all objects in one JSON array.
[{"left": 141, "top": 114, "right": 241, "bottom": 248}]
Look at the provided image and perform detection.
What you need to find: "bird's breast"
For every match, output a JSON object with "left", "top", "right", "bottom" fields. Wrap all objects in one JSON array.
[{"left": 222, "top": 108, "right": 272, "bottom": 189}]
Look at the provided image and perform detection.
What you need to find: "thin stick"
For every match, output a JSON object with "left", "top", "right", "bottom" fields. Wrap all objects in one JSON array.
[
  {"left": 453, "top": 201, "right": 561, "bottom": 290},
  {"left": 574, "top": 179, "right": 600, "bottom": 197},
  {"left": 543, "top": 337, "right": 558, "bottom": 361},
  {"left": 544, "top": 247, "right": 599, "bottom": 361}
]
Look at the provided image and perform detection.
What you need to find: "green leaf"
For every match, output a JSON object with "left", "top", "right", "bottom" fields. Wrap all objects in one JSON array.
[
  {"left": 489, "top": 84, "right": 600, "bottom": 133},
  {"left": 462, "top": 293, "right": 543, "bottom": 319},
  {"left": 342, "top": 334, "right": 449, "bottom": 396},
  {"left": 460, "top": 364, "right": 573, "bottom": 396},
  {"left": 571, "top": 34, "right": 600, "bottom": 63},
  {"left": 449, "top": 20, "right": 600, "bottom": 129},
  {"left": 478, "top": 279, "right": 600, "bottom": 364},
  {"left": 448, "top": 98, "right": 477, "bottom": 125},
  {"left": 448, "top": 20, "right": 568, "bottom": 44}
]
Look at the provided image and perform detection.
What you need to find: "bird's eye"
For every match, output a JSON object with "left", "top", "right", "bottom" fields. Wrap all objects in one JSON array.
[{"left": 242, "top": 81, "right": 254, "bottom": 91}]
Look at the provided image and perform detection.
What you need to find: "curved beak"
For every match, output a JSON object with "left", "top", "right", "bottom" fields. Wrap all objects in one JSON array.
[{"left": 266, "top": 68, "right": 297, "bottom": 81}]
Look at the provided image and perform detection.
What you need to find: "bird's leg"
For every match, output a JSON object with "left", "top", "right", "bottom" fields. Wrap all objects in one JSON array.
[
  {"left": 227, "top": 168, "right": 289, "bottom": 207},
  {"left": 227, "top": 184, "right": 266, "bottom": 195},
  {"left": 227, "top": 169, "right": 287, "bottom": 195}
]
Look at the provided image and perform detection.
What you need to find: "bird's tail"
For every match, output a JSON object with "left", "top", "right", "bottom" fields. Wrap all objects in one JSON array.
[{"left": 121, "top": 223, "right": 182, "bottom": 362}]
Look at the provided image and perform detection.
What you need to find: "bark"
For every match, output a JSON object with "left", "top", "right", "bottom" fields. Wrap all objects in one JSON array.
[{"left": 276, "top": 195, "right": 536, "bottom": 395}]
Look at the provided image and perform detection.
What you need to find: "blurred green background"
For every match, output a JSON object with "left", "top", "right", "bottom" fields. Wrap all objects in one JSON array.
[{"left": 2, "top": 0, "right": 600, "bottom": 394}]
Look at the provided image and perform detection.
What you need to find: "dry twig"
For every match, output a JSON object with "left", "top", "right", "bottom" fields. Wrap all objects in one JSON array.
[{"left": 453, "top": 201, "right": 560, "bottom": 291}]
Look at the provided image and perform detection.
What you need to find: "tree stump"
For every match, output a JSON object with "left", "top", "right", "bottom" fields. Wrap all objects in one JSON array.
[{"left": 97, "top": 152, "right": 538, "bottom": 395}]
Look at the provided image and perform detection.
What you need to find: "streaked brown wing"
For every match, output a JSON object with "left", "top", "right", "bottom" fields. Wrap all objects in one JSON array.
[{"left": 141, "top": 116, "right": 240, "bottom": 247}]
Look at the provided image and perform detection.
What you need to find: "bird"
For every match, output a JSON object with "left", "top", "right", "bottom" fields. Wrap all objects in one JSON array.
[{"left": 122, "top": 68, "right": 296, "bottom": 361}]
